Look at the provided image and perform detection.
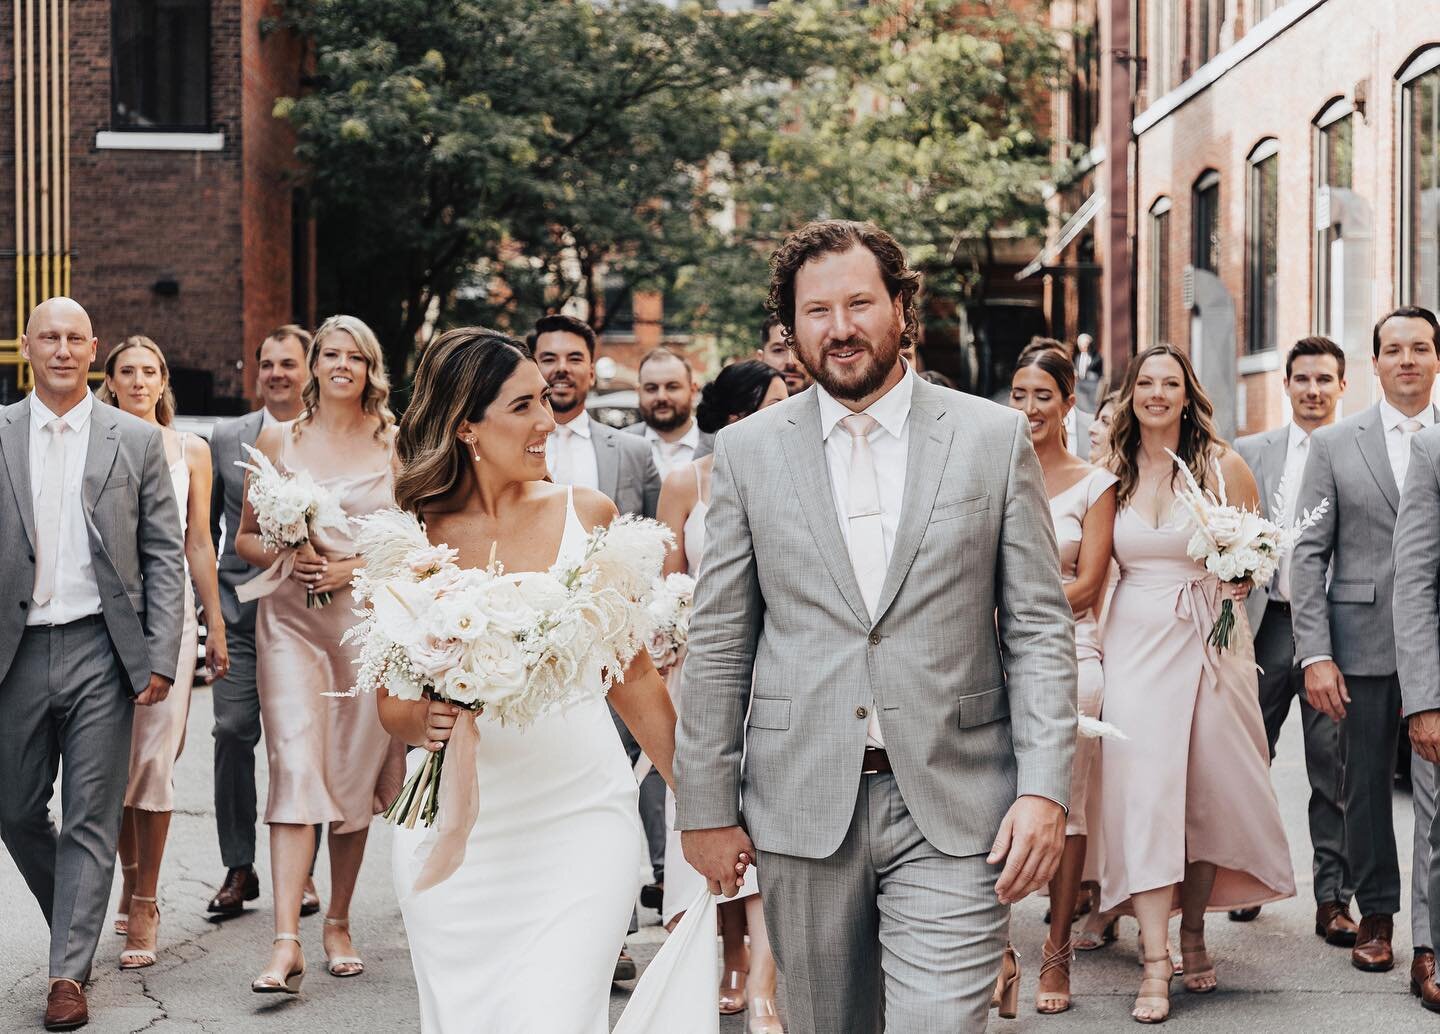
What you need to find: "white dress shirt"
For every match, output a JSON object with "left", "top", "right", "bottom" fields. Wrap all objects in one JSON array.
[
  {"left": 1380, "top": 397, "right": 1436, "bottom": 492},
  {"left": 1271, "top": 421, "right": 1312, "bottom": 602},
  {"left": 644, "top": 421, "right": 701, "bottom": 479},
  {"left": 28, "top": 392, "right": 103, "bottom": 626},
  {"left": 816, "top": 367, "right": 913, "bottom": 748},
  {"left": 546, "top": 409, "right": 600, "bottom": 491},
  {"left": 261, "top": 406, "right": 281, "bottom": 428}
]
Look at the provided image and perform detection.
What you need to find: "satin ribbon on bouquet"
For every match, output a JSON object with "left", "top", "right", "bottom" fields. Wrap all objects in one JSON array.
[
  {"left": 405, "top": 708, "right": 483, "bottom": 894},
  {"left": 613, "top": 887, "right": 719, "bottom": 1034},
  {"left": 1174, "top": 575, "right": 1220, "bottom": 693},
  {"left": 235, "top": 548, "right": 297, "bottom": 604}
]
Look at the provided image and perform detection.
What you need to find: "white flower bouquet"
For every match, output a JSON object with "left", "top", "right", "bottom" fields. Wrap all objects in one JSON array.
[
  {"left": 1167, "top": 449, "right": 1329, "bottom": 652},
  {"left": 343, "top": 508, "right": 671, "bottom": 849},
  {"left": 235, "top": 443, "right": 349, "bottom": 608},
  {"left": 645, "top": 573, "right": 696, "bottom": 670}
]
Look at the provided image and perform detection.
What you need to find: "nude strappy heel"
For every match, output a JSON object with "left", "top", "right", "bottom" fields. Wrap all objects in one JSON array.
[
  {"left": 118, "top": 895, "right": 159, "bottom": 970},
  {"left": 1133, "top": 955, "right": 1172, "bottom": 1023},
  {"left": 114, "top": 862, "right": 139, "bottom": 935},
  {"left": 1035, "top": 937, "right": 1074, "bottom": 1014},
  {"left": 323, "top": 916, "right": 365, "bottom": 977},
  {"left": 1179, "top": 923, "right": 1217, "bottom": 993},
  {"left": 251, "top": 932, "right": 305, "bottom": 994},
  {"left": 990, "top": 943, "right": 1020, "bottom": 1019}
]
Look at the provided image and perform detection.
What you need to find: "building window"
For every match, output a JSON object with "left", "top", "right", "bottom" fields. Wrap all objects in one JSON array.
[
  {"left": 1246, "top": 141, "right": 1279, "bottom": 355},
  {"left": 1150, "top": 197, "right": 1173, "bottom": 347},
  {"left": 1197, "top": 0, "right": 1220, "bottom": 67},
  {"left": 112, "top": 0, "right": 210, "bottom": 131},
  {"left": 1192, "top": 171, "right": 1221, "bottom": 273},
  {"left": 1146, "top": 0, "right": 1184, "bottom": 97},
  {"left": 1313, "top": 99, "right": 1354, "bottom": 335},
  {"left": 1400, "top": 48, "right": 1440, "bottom": 314}
]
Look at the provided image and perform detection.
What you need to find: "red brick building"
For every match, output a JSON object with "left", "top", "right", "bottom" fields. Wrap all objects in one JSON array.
[
  {"left": 0, "top": 0, "right": 313, "bottom": 411},
  {"left": 1131, "top": 0, "right": 1440, "bottom": 435}
]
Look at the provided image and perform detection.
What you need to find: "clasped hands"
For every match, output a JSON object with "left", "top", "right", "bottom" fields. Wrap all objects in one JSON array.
[{"left": 290, "top": 542, "right": 360, "bottom": 596}]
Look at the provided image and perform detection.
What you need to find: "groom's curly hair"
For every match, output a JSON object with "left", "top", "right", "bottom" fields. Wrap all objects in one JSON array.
[{"left": 766, "top": 220, "right": 922, "bottom": 352}]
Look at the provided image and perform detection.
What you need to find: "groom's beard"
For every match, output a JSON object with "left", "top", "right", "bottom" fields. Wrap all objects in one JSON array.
[{"left": 798, "top": 324, "right": 903, "bottom": 402}]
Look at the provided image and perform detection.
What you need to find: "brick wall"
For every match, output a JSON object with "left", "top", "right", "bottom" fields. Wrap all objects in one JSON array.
[{"left": 1134, "top": 0, "right": 1440, "bottom": 434}]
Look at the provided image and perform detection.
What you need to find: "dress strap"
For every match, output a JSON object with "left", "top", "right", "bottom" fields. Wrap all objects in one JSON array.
[{"left": 693, "top": 463, "right": 707, "bottom": 506}]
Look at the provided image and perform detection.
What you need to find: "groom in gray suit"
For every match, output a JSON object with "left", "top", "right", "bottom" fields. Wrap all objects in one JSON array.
[
  {"left": 0, "top": 298, "right": 184, "bottom": 1029},
  {"left": 1394, "top": 390, "right": 1440, "bottom": 1015},
  {"left": 1232, "top": 336, "right": 1355, "bottom": 941},
  {"left": 1293, "top": 306, "right": 1440, "bottom": 978},
  {"left": 677, "top": 221, "right": 1076, "bottom": 1033}
]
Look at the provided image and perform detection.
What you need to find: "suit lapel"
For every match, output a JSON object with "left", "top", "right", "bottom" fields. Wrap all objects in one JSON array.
[
  {"left": 1259, "top": 427, "right": 1289, "bottom": 517},
  {"left": 82, "top": 401, "right": 122, "bottom": 515},
  {"left": 872, "top": 383, "right": 951, "bottom": 625},
  {"left": 779, "top": 395, "right": 870, "bottom": 628},
  {"left": 0, "top": 398, "right": 35, "bottom": 549},
  {"left": 239, "top": 409, "right": 265, "bottom": 451},
  {"left": 1356, "top": 406, "right": 1400, "bottom": 513},
  {"left": 592, "top": 425, "right": 621, "bottom": 505}
]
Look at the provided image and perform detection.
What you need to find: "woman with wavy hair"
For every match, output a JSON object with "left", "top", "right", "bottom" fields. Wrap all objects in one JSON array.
[
  {"left": 1096, "top": 345, "right": 1294, "bottom": 1023},
  {"left": 238, "top": 314, "right": 404, "bottom": 995},
  {"left": 655, "top": 358, "right": 787, "bottom": 1032},
  {"left": 379, "top": 327, "right": 686, "bottom": 1033},
  {"left": 98, "top": 336, "right": 229, "bottom": 970}
]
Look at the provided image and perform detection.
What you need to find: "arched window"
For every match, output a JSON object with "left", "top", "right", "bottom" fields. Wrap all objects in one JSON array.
[
  {"left": 1149, "top": 196, "right": 1173, "bottom": 347},
  {"left": 1246, "top": 140, "right": 1280, "bottom": 354},
  {"left": 1192, "top": 171, "right": 1221, "bottom": 274},
  {"left": 1312, "top": 97, "right": 1354, "bottom": 335},
  {"left": 1398, "top": 46, "right": 1440, "bottom": 313}
]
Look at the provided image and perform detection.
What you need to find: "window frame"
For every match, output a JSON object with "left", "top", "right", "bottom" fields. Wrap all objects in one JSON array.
[
  {"left": 110, "top": 0, "right": 213, "bottom": 133},
  {"left": 1245, "top": 139, "right": 1280, "bottom": 356},
  {"left": 1191, "top": 169, "right": 1221, "bottom": 274},
  {"left": 1312, "top": 98, "right": 1354, "bottom": 335},
  {"left": 1149, "top": 196, "right": 1173, "bottom": 348},
  {"left": 1398, "top": 46, "right": 1440, "bottom": 313}
]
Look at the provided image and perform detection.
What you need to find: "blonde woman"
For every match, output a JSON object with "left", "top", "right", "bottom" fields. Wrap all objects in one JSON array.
[
  {"left": 238, "top": 315, "right": 404, "bottom": 994},
  {"left": 99, "top": 337, "right": 229, "bottom": 970}
]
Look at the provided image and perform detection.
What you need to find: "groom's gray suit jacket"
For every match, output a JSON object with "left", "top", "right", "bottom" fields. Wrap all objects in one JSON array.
[
  {"left": 1395, "top": 425, "right": 1440, "bottom": 718},
  {"left": 0, "top": 394, "right": 186, "bottom": 692},
  {"left": 675, "top": 376, "right": 1077, "bottom": 860}
]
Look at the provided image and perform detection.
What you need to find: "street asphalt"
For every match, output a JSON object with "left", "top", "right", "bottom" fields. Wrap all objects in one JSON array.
[{"left": 0, "top": 686, "right": 1431, "bottom": 1032}]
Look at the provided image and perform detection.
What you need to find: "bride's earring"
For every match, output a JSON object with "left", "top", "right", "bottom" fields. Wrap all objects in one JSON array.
[{"left": 467, "top": 438, "right": 481, "bottom": 462}]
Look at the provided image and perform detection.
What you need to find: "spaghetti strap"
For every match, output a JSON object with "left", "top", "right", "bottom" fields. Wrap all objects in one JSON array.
[{"left": 693, "top": 463, "right": 705, "bottom": 506}]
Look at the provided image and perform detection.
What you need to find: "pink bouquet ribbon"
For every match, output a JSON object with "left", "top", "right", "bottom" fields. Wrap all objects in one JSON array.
[
  {"left": 411, "top": 709, "right": 482, "bottom": 893},
  {"left": 235, "top": 549, "right": 296, "bottom": 604}
]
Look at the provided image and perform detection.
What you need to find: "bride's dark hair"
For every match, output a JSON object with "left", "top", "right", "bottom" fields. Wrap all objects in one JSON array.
[{"left": 395, "top": 327, "right": 531, "bottom": 517}]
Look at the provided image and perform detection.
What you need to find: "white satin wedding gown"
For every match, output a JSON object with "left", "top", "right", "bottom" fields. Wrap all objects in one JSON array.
[{"left": 392, "top": 491, "right": 646, "bottom": 1033}]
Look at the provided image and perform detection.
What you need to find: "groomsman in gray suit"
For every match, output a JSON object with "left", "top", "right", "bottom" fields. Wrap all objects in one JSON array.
[
  {"left": 204, "top": 325, "right": 311, "bottom": 917},
  {"left": 530, "top": 312, "right": 662, "bottom": 979},
  {"left": 0, "top": 298, "right": 184, "bottom": 1030},
  {"left": 1232, "top": 336, "right": 1355, "bottom": 941},
  {"left": 624, "top": 346, "right": 713, "bottom": 476},
  {"left": 1293, "top": 306, "right": 1440, "bottom": 977},
  {"left": 1394, "top": 410, "right": 1440, "bottom": 1013},
  {"left": 677, "top": 221, "right": 1076, "bottom": 1033}
]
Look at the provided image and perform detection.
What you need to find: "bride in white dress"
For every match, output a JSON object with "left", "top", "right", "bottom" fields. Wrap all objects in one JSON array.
[{"left": 377, "top": 328, "right": 693, "bottom": 1034}]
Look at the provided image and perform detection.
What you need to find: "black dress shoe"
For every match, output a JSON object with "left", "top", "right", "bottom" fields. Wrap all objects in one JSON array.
[
  {"left": 300, "top": 881, "right": 321, "bottom": 917},
  {"left": 1228, "top": 906, "right": 1261, "bottom": 922},
  {"left": 639, "top": 882, "right": 664, "bottom": 911},
  {"left": 207, "top": 866, "right": 260, "bottom": 915}
]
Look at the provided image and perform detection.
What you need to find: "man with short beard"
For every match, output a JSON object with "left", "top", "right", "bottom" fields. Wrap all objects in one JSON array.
[
  {"left": 678, "top": 220, "right": 1075, "bottom": 1033},
  {"left": 757, "top": 313, "right": 812, "bottom": 394},
  {"left": 625, "top": 347, "right": 713, "bottom": 476}
]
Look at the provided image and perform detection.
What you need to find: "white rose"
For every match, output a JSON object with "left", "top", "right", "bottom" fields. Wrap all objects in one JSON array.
[
  {"left": 408, "top": 635, "right": 464, "bottom": 680},
  {"left": 440, "top": 667, "right": 484, "bottom": 706},
  {"left": 465, "top": 634, "right": 528, "bottom": 705},
  {"left": 1207, "top": 511, "right": 1242, "bottom": 548},
  {"left": 512, "top": 571, "right": 569, "bottom": 614}
]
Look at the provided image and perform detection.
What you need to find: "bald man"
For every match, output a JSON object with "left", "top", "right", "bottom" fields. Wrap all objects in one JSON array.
[{"left": 0, "top": 298, "right": 184, "bottom": 1030}]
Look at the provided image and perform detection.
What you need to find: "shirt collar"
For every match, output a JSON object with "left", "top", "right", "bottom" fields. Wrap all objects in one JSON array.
[
  {"left": 647, "top": 420, "right": 700, "bottom": 451},
  {"left": 30, "top": 390, "right": 93, "bottom": 435},
  {"left": 816, "top": 363, "right": 915, "bottom": 441},
  {"left": 1287, "top": 421, "right": 1311, "bottom": 453},
  {"left": 558, "top": 409, "right": 592, "bottom": 440},
  {"left": 1379, "top": 397, "right": 1436, "bottom": 432}
]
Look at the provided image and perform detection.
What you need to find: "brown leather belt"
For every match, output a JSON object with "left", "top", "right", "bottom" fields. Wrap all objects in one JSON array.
[{"left": 862, "top": 747, "right": 892, "bottom": 775}]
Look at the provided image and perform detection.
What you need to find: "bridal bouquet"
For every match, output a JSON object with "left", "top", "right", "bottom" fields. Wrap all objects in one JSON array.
[
  {"left": 646, "top": 573, "right": 696, "bottom": 669},
  {"left": 1167, "top": 449, "right": 1330, "bottom": 653},
  {"left": 235, "top": 443, "right": 349, "bottom": 607},
  {"left": 343, "top": 508, "right": 670, "bottom": 889}
]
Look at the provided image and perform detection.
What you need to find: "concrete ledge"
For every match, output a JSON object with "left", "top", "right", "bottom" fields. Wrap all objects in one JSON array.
[{"left": 94, "top": 131, "right": 224, "bottom": 152}]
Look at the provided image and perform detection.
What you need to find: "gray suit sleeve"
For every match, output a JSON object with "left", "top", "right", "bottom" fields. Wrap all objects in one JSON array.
[
  {"left": 674, "top": 433, "right": 763, "bottom": 831},
  {"left": 639, "top": 448, "right": 662, "bottom": 520},
  {"left": 995, "top": 415, "right": 1078, "bottom": 807},
  {"left": 138, "top": 426, "right": 186, "bottom": 682},
  {"left": 1290, "top": 429, "right": 1337, "bottom": 661},
  {"left": 208, "top": 424, "right": 227, "bottom": 551},
  {"left": 1395, "top": 434, "right": 1440, "bottom": 716}
]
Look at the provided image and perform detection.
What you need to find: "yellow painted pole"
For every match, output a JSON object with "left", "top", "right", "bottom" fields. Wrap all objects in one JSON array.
[
  {"left": 37, "top": 0, "right": 49, "bottom": 302},
  {"left": 13, "top": 0, "right": 25, "bottom": 343},
  {"left": 60, "top": 0, "right": 69, "bottom": 297}
]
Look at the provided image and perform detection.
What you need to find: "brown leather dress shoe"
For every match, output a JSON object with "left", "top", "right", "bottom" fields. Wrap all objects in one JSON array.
[
  {"left": 300, "top": 879, "right": 321, "bottom": 918},
  {"left": 1413, "top": 950, "right": 1440, "bottom": 1013},
  {"left": 207, "top": 866, "right": 260, "bottom": 916},
  {"left": 44, "top": 979, "right": 88, "bottom": 1031},
  {"left": 1352, "top": 914, "right": 1395, "bottom": 972},
  {"left": 1316, "top": 902, "right": 1359, "bottom": 947}
]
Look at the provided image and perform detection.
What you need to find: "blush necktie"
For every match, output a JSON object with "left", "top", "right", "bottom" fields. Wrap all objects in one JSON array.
[
  {"left": 1399, "top": 418, "right": 1424, "bottom": 492},
  {"left": 33, "top": 418, "right": 68, "bottom": 606},
  {"left": 840, "top": 412, "right": 886, "bottom": 748}
]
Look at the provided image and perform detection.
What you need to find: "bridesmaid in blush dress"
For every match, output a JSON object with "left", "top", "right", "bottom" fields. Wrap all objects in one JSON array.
[
  {"left": 656, "top": 360, "right": 788, "bottom": 1032},
  {"left": 1008, "top": 347, "right": 1117, "bottom": 1015},
  {"left": 99, "top": 338, "right": 230, "bottom": 970},
  {"left": 1098, "top": 346, "right": 1294, "bottom": 1024},
  {"left": 238, "top": 316, "right": 405, "bottom": 995}
]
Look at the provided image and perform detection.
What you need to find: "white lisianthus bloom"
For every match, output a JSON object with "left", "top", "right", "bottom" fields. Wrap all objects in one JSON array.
[{"left": 441, "top": 667, "right": 485, "bottom": 707}]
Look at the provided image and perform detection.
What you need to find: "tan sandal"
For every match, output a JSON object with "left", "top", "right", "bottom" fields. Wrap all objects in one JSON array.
[
  {"left": 719, "top": 968, "right": 748, "bottom": 1015},
  {"left": 1035, "top": 938, "right": 1073, "bottom": 1014},
  {"left": 323, "top": 916, "right": 365, "bottom": 977},
  {"left": 251, "top": 932, "right": 305, "bottom": 994},
  {"left": 990, "top": 943, "right": 1020, "bottom": 1019},
  {"left": 1133, "top": 955, "right": 1172, "bottom": 1023},
  {"left": 118, "top": 896, "right": 159, "bottom": 970},
  {"left": 1179, "top": 923, "right": 1217, "bottom": 993},
  {"left": 114, "top": 862, "right": 139, "bottom": 935}
]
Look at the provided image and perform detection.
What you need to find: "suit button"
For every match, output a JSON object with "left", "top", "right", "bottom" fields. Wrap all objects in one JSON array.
[
  {"left": 868, "top": 633, "right": 881, "bottom": 646},
  {"left": 855, "top": 706, "right": 868, "bottom": 719},
  {"left": 18, "top": 600, "right": 27, "bottom": 610}
]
